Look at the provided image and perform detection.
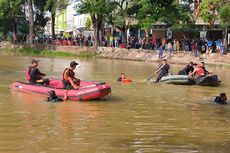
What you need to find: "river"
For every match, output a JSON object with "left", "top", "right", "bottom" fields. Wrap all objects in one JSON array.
[{"left": 0, "top": 54, "right": 230, "bottom": 153}]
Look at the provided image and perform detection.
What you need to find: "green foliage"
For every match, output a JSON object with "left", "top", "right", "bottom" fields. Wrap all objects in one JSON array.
[
  {"left": 0, "top": 0, "right": 26, "bottom": 39},
  {"left": 34, "top": 0, "right": 49, "bottom": 34},
  {"left": 109, "top": 0, "right": 140, "bottom": 32},
  {"left": 77, "top": 0, "right": 116, "bottom": 46},
  {"left": 77, "top": 0, "right": 116, "bottom": 22},
  {"left": 200, "top": 0, "right": 217, "bottom": 27},
  {"left": 219, "top": 4, "right": 230, "bottom": 27},
  {"left": 201, "top": 0, "right": 230, "bottom": 28},
  {"left": 136, "top": 0, "right": 194, "bottom": 30},
  {"left": 13, "top": 47, "right": 96, "bottom": 58},
  {"left": 45, "top": 0, "right": 68, "bottom": 14},
  {"left": 85, "top": 17, "right": 92, "bottom": 30}
]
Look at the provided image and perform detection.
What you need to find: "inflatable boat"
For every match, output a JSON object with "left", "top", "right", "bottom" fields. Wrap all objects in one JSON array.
[
  {"left": 195, "top": 75, "right": 220, "bottom": 86},
  {"left": 157, "top": 74, "right": 220, "bottom": 86},
  {"left": 10, "top": 79, "right": 111, "bottom": 101},
  {"left": 159, "top": 75, "right": 194, "bottom": 85}
]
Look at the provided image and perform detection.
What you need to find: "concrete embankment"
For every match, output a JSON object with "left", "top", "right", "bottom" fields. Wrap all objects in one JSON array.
[{"left": 96, "top": 47, "right": 230, "bottom": 66}]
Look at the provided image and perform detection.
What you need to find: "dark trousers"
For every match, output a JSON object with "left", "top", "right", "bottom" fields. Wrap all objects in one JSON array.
[
  {"left": 155, "top": 73, "right": 167, "bottom": 83},
  {"left": 62, "top": 80, "right": 72, "bottom": 89},
  {"left": 30, "top": 79, "right": 49, "bottom": 85}
]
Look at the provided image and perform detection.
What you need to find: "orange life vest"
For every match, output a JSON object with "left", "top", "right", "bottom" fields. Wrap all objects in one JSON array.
[
  {"left": 26, "top": 67, "right": 31, "bottom": 81},
  {"left": 62, "top": 68, "right": 75, "bottom": 81}
]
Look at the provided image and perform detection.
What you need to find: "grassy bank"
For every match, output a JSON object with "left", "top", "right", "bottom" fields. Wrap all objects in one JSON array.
[{"left": 0, "top": 47, "right": 95, "bottom": 58}]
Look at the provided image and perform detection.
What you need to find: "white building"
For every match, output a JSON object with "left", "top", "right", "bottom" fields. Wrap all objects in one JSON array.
[
  {"left": 66, "top": 0, "right": 91, "bottom": 36},
  {"left": 66, "top": 1, "right": 75, "bottom": 33}
]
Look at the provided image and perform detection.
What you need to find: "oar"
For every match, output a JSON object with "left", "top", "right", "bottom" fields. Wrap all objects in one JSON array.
[
  {"left": 146, "top": 64, "right": 165, "bottom": 82},
  {"left": 146, "top": 74, "right": 154, "bottom": 81}
]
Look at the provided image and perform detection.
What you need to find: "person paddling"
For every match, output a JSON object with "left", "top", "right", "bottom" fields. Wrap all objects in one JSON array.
[
  {"left": 155, "top": 59, "right": 170, "bottom": 83},
  {"left": 28, "top": 59, "right": 49, "bottom": 85},
  {"left": 62, "top": 61, "right": 80, "bottom": 89}
]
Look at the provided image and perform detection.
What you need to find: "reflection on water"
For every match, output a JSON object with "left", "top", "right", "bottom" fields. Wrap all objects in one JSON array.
[{"left": 0, "top": 54, "right": 230, "bottom": 152}]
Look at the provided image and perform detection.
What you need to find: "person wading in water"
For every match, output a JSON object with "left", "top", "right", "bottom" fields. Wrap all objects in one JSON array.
[
  {"left": 213, "top": 93, "right": 227, "bottom": 105},
  {"left": 46, "top": 90, "right": 68, "bottom": 102}
]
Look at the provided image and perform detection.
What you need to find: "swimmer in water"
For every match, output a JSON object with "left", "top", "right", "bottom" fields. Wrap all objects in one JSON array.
[
  {"left": 46, "top": 90, "right": 68, "bottom": 102},
  {"left": 213, "top": 93, "right": 227, "bottom": 105}
]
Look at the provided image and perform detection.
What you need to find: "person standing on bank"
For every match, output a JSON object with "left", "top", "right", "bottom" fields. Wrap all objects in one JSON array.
[
  {"left": 62, "top": 61, "right": 80, "bottom": 89},
  {"left": 155, "top": 59, "right": 170, "bottom": 83},
  {"left": 28, "top": 59, "right": 49, "bottom": 85}
]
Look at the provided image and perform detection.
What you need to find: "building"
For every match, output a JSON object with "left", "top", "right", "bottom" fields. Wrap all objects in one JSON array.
[
  {"left": 53, "top": 0, "right": 91, "bottom": 37},
  {"left": 55, "top": 10, "right": 67, "bottom": 35}
]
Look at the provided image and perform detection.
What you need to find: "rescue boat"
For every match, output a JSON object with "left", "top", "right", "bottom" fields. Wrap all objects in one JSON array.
[{"left": 10, "top": 78, "right": 111, "bottom": 101}]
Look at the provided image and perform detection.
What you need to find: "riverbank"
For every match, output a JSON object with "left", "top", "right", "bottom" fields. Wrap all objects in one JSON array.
[
  {"left": 0, "top": 42, "right": 95, "bottom": 58},
  {"left": 97, "top": 47, "right": 230, "bottom": 66},
  {"left": 1, "top": 42, "right": 230, "bottom": 66}
]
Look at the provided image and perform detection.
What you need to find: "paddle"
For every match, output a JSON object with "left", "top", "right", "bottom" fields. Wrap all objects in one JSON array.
[
  {"left": 146, "top": 64, "right": 165, "bottom": 82},
  {"left": 146, "top": 74, "right": 154, "bottom": 81}
]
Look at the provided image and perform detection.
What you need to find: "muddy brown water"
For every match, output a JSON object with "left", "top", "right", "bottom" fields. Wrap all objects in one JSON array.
[{"left": 0, "top": 54, "right": 230, "bottom": 153}]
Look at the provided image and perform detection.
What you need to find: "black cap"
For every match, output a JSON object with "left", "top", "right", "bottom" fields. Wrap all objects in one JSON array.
[
  {"left": 70, "top": 61, "right": 78, "bottom": 67},
  {"left": 31, "top": 59, "right": 39, "bottom": 64},
  {"left": 48, "top": 90, "right": 56, "bottom": 97},
  {"left": 48, "top": 90, "right": 55, "bottom": 94}
]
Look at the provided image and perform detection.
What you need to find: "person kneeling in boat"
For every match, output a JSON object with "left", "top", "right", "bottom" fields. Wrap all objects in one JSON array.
[
  {"left": 178, "top": 62, "right": 194, "bottom": 75},
  {"left": 188, "top": 63, "right": 205, "bottom": 78},
  {"left": 28, "top": 59, "right": 49, "bottom": 85},
  {"left": 62, "top": 61, "right": 80, "bottom": 90},
  {"left": 213, "top": 93, "right": 227, "bottom": 105},
  {"left": 155, "top": 59, "right": 170, "bottom": 83},
  {"left": 46, "top": 90, "right": 67, "bottom": 102}
]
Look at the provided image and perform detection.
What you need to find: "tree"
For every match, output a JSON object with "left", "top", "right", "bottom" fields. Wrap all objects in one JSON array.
[
  {"left": 0, "top": 0, "right": 25, "bottom": 42},
  {"left": 28, "top": 0, "right": 34, "bottom": 45},
  {"left": 77, "top": 0, "right": 116, "bottom": 48},
  {"left": 135, "top": 0, "right": 194, "bottom": 38},
  {"left": 45, "top": 0, "right": 68, "bottom": 39},
  {"left": 109, "top": 0, "right": 140, "bottom": 45},
  {"left": 201, "top": 0, "right": 230, "bottom": 51},
  {"left": 85, "top": 17, "right": 92, "bottom": 30},
  {"left": 200, "top": 0, "right": 217, "bottom": 28},
  {"left": 34, "top": 0, "right": 49, "bottom": 34}
]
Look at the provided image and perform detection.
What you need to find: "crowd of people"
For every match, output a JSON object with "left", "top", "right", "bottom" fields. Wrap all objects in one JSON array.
[{"left": 21, "top": 34, "right": 226, "bottom": 56}]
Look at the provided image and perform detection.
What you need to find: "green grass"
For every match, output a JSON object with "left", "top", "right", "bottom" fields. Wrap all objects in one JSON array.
[{"left": 1, "top": 47, "right": 96, "bottom": 58}]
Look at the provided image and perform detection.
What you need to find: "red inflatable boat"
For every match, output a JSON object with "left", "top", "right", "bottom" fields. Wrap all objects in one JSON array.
[{"left": 10, "top": 79, "right": 111, "bottom": 101}]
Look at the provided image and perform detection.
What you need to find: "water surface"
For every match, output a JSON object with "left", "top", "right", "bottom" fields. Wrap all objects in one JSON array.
[{"left": 0, "top": 54, "right": 230, "bottom": 153}]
